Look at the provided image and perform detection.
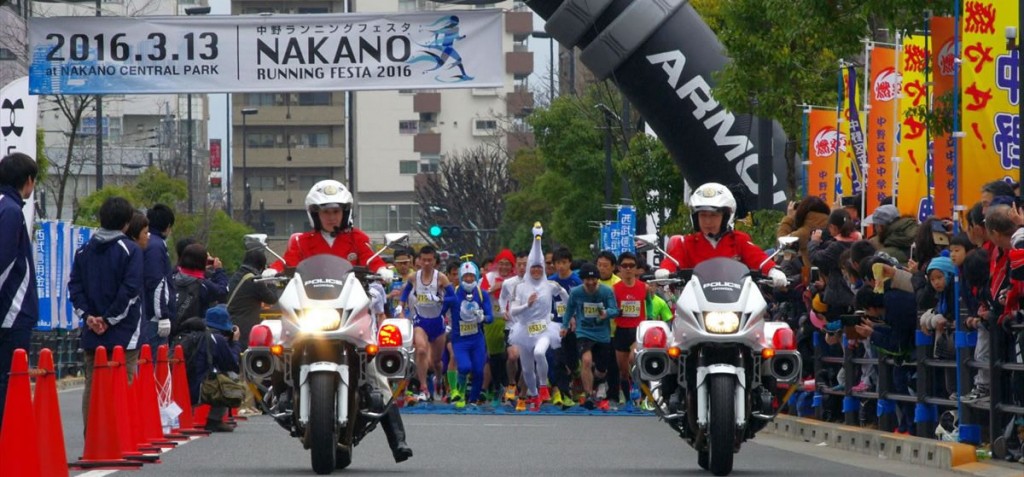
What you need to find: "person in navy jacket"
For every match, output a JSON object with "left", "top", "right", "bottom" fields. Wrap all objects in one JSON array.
[
  {"left": 69, "top": 196, "right": 144, "bottom": 429},
  {"left": 0, "top": 152, "right": 38, "bottom": 428},
  {"left": 141, "top": 204, "right": 175, "bottom": 351},
  {"left": 182, "top": 305, "right": 241, "bottom": 432}
]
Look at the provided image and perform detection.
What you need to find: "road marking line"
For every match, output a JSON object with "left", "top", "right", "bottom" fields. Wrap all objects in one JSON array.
[{"left": 76, "top": 470, "right": 119, "bottom": 477}]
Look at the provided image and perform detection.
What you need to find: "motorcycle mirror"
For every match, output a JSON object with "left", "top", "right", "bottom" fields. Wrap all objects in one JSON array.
[
  {"left": 244, "top": 233, "right": 269, "bottom": 250},
  {"left": 777, "top": 236, "right": 799, "bottom": 250},
  {"left": 383, "top": 233, "right": 409, "bottom": 247},
  {"left": 634, "top": 233, "right": 659, "bottom": 253}
]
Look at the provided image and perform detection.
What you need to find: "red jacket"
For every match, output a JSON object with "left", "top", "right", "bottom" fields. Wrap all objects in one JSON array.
[
  {"left": 270, "top": 228, "right": 386, "bottom": 272},
  {"left": 659, "top": 230, "right": 776, "bottom": 275}
]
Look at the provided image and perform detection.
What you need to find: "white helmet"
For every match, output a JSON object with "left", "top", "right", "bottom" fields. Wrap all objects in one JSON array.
[
  {"left": 690, "top": 182, "right": 736, "bottom": 236},
  {"left": 305, "top": 179, "right": 354, "bottom": 232}
]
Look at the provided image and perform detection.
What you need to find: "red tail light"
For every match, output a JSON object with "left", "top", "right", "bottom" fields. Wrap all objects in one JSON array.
[
  {"left": 249, "top": 324, "right": 273, "bottom": 348},
  {"left": 642, "top": 327, "right": 668, "bottom": 349},
  {"left": 772, "top": 327, "right": 796, "bottom": 351},
  {"left": 378, "top": 324, "right": 402, "bottom": 348}
]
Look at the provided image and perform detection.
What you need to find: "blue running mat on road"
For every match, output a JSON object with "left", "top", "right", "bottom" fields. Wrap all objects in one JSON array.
[{"left": 397, "top": 401, "right": 655, "bottom": 416}]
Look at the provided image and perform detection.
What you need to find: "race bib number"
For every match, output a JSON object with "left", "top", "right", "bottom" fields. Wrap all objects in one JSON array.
[
  {"left": 556, "top": 302, "right": 567, "bottom": 318},
  {"left": 459, "top": 322, "right": 479, "bottom": 336},
  {"left": 583, "top": 302, "right": 602, "bottom": 319},
  {"left": 621, "top": 300, "right": 641, "bottom": 318},
  {"left": 416, "top": 293, "right": 432, "bottom": 304},
  {"left": 527, "top": 321, "right": 547, "bottom": 336}
]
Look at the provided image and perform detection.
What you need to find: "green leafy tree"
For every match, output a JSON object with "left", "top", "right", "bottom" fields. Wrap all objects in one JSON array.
[
  {"left": 174, "top": 209, "right": 253, "bottom": 273},
  {"left": 73, "top": 185, "right": 141, "bottom": 227},
  {"left": 618, "top": 134, "right": 686, "bottom": 235},
  {"left": 133, "top": 167, "right": 187, "bottom": 208}
]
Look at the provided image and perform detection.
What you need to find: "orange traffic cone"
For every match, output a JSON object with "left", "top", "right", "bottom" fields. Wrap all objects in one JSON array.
[
  {"left": 171, "top": 345, "right": 209, "bottom": 436},
  {"left": 137, "top": 345, "right": 176, "bottom": 448},
  {"left": 156, "top": 344, "right": 188, "bottom": 441},
  {"left": 110, "top": 346, "right": 160, "bottom": 463},
  {"left": 193, "top": 403, "right": 211, "bottom": 427},
  {"left": 70, "top": 347, "right": 143, "bottom": 469},
  {"left": 33, "top": 349, "right": 69, "bottom": 477},
  {"left": 0, "top": 349, "right": 41, "bottom": 476}
]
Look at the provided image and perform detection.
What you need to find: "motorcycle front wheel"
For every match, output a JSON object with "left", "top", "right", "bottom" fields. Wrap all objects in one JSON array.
[
  {"left": 708, "top": 374, "right": 735, "bottom": 476},
  {"left": 309, "top": 372, "right": 339, "bottom": 475}
]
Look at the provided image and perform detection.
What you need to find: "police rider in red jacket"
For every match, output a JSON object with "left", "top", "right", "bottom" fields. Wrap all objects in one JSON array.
[
  {"left": 263, "top": 179, "right": 411, "bottom": 463},
  {"left": 656, "top": 182, "right": 788, "bottom": 288}
]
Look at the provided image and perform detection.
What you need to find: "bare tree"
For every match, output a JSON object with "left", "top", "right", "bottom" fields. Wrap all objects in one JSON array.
[
  {"left": 415, "top": 144, "right": 516, "bottom": 259},
  {"left": 45, "top": 94, "right": 97, "bottom": 220}
]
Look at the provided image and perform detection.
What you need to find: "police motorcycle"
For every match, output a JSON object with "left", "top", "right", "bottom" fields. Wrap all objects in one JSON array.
[
  {"left": 633, "top": 235, "right": 803, "bottom": 476},
  {"left": 241, "top": 233, "right": 415, "bottom": 474}
]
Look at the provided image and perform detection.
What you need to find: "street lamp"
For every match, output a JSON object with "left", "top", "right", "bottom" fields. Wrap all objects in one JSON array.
[
  {"left": 241, "top": 108, "right": 259, "bottom": 226},
  {"left": 531, "top": 31, "right": 555, "bottom": 104},
  {"left": 184, "top": 6, "right": 210, "bottom": 214}
]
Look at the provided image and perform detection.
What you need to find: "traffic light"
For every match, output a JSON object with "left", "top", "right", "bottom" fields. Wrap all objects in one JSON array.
[{"left": 428, "top": 224, "right": 461, "bottom": 237}]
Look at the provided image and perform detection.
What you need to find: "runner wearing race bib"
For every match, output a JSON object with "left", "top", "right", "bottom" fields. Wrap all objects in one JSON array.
[
  {"left": 507, "top": 223, "right": 568, "bottom": 412},
  {"left": 561, "top": 263, "right": 619, "bottom": 411},
  {"left": 548, "top": 246, "right": 582, "bottom": 408},
  {"left": 399, "top": 246, "right": 455, "bottom": 403},
  {"left": 612, "top": 251, "right": 648, "bottom": 409},
  {"left": 442, "top": 261, "right": 493, "bottom": 409}
]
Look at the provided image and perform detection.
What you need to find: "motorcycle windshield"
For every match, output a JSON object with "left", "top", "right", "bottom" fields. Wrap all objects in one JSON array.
[
  {"left": 692, "top": 257, "right": 749, "bottom": 304},
  {"left": 295, "top": 254, "right": 353, "bottom": 300}
]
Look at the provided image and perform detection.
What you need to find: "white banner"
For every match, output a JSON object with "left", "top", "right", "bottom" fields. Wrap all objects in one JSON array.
[
  {"left": 0, "top": 76, "right": 39, "bottom": 233},
  {"left": 29, "top": 10, "right": 504, "bottom": 95}
]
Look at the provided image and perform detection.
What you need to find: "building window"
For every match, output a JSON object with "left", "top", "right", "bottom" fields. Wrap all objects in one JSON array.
[
  {"left": 246, "top": 133, "right": 277, "bottom": 148},
  {"left": 473, "top": 119, "right": 498, "bottom": 136},
  {"left": 0, "top": 48, "right": 18, "bottom": 61},
  {"left": 242, "top": 7, "right": 276, "bottom": 14},
  {"left": 399, "top": 160, "right": 418, "bottom": 174},
  {"left": 398, "top": 120, "right": 418, "bottom": 135},
  {"left": 420, "top": 156, "right": 440, "bottom": 173},
  {"left": 297, "top": 92, "right": 331, "bottom": 106},
  {"left": 246, "top": 93, "right": 276, "bottom": 106},
  {"left": 359, "top": 204, "right": 419, "bottom": 232},
  {"left": 297, "top": 7, "right": 329, "bottom": 14},
  {"left": 296, "top": 132, "right": 330, "bottom": 148}
]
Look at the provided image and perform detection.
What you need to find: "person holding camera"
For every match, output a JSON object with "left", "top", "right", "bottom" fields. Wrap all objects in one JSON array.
[{"left": 171, "top": 243, "right": 228, "bottom": 338}]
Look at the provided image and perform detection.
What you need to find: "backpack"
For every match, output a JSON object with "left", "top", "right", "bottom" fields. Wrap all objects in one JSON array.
[
  {"left": 176, "top": 277, "right": 205, "bottom": 323},
  {"left": 170, "top": 328, "right": 210, "bottom": 366}
]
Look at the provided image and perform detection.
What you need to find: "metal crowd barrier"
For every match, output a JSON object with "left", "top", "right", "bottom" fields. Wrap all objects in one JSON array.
[
  {"left": 800, "top": 322, "right": 1024, "bottom": 460},
  {"left": 28, "top": 329, "right": 83, "bottom": 379}
]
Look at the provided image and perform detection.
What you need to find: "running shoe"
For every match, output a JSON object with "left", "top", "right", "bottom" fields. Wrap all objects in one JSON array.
[
  {"left": 454, "top": 399, "right": 466, "bottom": 410},
  {"left": 515, "top": 397, "right": 528, "bottom": 412},
  {"left": 414, "top": 392, "right": 429, "bottom": 403},
  {"left": 583, "top": 398, "right": 595, "bottom": 410},
  {"left": 538, "top": 385, "right": 551, "bottom": 403},
  {"left": 529, "top": 395, "right": 542, "bottom": 412},
  {"left": 639, "top": 399, "right": 655, "bottom": 411},
  {"left": 504, "top": 385, "right": 518, "bottom": 403},
  {"left": 560, "top": 394, "right": 576, "bottom": 409},
  {"left": 596, "top": 382, "right": 608, "bottom": 401},
  {"left": 551, "top": 387, "right": 563, "bottom": 405},
  {"left": 596, "top": 399, "right": 611, "bottom": 412},
  {"left": 450, "top": 386, "right": 464, "bottom": 404}
]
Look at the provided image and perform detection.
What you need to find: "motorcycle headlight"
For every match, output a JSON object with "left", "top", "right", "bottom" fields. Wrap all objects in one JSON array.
[
  {"left": 300, "top": 308, "right": 342, "bottom": 332},
  {"left": 703, "top": 311, "right": 740, "bottom": 334}
]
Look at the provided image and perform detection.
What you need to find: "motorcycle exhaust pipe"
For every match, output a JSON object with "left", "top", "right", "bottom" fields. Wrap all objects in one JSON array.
[
  {"left": 766, "top": 350, "right": 802, "bottom": 384},
  {"left": 243, "top": 349, "right": 275, "bottom": 382},
  {"left": 636, "top": 349, "right": 671, "bottom": 381}
]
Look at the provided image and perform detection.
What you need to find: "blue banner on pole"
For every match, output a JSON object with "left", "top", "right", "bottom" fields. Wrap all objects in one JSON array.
[
  {"left": 34, "top": 222, "right": 53, "bottom": 330},
  {"left": 617, "top": 206, "right": 636, "bottom": 254}
]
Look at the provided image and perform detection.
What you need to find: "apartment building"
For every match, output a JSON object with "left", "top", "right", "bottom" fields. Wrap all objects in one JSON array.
[{"left": 352, "top": 0, "right": 534, "bottom": 242}]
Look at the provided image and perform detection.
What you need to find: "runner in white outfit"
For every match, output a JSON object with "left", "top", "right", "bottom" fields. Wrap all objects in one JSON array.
[{"left": 508, "top": 223, "right": 568, "bottom": 411}]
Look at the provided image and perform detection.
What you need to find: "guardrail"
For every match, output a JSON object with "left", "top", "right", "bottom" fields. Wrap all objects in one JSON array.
[{"left": 794, "top": 321, "right": 1024, "bottom": 460}]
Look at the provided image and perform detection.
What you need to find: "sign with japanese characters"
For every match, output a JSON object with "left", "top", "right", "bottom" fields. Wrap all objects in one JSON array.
[
  {"left": 867, "top": 45, "right": 897, "bottom": 215},
  {"left": 931, "top": 16, "right": 956, "bottom": 219},
  {"left": 897, "top": 33, "right": 930, "bottom": 219},
  {"left": 28, "top": 10, "right": 503, "bottom": 94},
  {"left": 807, "top": 108, "right": 842, "bottom": 203},
  {"left": 960, "top": 0, "right": 1019, "bottom": 206}
]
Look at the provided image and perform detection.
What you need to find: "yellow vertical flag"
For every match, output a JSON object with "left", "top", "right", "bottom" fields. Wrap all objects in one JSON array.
[
  {"left": 960, "top": 0, "right": 1019, "bottom": 206},
  {"left": 897, "top": 34, "right": 930, "bottom": 218}
]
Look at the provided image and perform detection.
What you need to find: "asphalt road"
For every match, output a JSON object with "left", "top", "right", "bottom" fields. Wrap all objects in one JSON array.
[{"left": 56, "top": 387, "right": 972, "bottom": 477}]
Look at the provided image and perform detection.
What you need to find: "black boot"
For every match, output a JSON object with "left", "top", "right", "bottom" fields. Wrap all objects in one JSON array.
[{"left": 381, "top": 405, "right": 413, "bottom": 463}]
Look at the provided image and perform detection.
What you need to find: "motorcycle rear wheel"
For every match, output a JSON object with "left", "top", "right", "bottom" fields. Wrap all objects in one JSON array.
[
  {"left": 708, "top": 374, "right": 735, "bottom": 476},
  {"left": 309, "top": 372, "right": 339, "bottom": 475}
]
